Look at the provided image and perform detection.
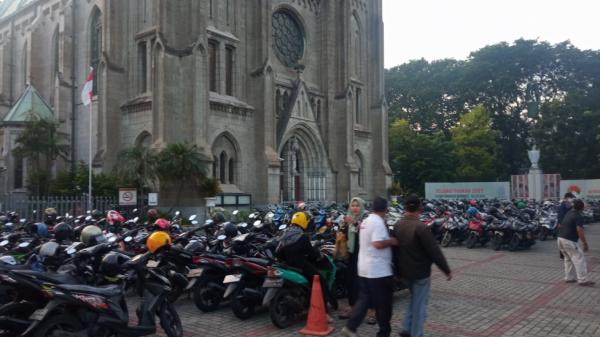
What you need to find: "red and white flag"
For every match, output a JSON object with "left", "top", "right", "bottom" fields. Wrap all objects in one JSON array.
[{"left": 81, "top": 68, "right": 94, "bottom": 106}]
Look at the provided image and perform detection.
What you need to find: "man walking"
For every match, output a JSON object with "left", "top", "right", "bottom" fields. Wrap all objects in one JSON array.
[
  {"left": 393, "top": 194, "right": 452, "bottom": 337},
  {"left": 342, "top": 197, "right": 398, "bottom": 337},
  {"left": 557, "top": 199, "right": 595, "bottom": 286}
]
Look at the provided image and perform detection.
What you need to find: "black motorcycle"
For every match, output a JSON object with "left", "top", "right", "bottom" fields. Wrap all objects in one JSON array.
[{"left": 20, "top": 251, "right": 182, "bottom": 337}]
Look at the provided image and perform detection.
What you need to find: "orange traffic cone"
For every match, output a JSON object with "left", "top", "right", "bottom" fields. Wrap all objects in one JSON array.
[{"left": 299, "top": 275, "right": 335, "bottom": 336}]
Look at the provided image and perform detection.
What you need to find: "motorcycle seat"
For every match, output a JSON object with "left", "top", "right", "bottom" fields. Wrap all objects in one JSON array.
[
  {"left": 59, "top": 284, "right": 122, "bottom": 297},
  {"left": 245, "top": 258, "right": 270, "bottom": 266},
  {"left": 13, "top": 270, "right": 80, "bottom": 284}
]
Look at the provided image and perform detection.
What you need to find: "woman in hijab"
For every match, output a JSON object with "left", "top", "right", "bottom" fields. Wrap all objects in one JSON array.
[{"left": 338, "top": 197, "right": 375, "bottom": 323}]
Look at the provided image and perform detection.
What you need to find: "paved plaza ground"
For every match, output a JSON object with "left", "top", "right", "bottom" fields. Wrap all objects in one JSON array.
[{"left": 156, "top": 224, "right": 600, "bottom": 337}]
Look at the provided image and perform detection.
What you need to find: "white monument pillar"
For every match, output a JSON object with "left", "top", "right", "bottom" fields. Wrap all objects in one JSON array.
[{"left": 527, "top": 146, "right": 544, "bottom": 201}]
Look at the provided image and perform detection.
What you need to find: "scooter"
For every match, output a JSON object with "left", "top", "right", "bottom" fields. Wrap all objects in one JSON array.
[{"left": 19, "top": 251, "right": 182, "bottom": 337}]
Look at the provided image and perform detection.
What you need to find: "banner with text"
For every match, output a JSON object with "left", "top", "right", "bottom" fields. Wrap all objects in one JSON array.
[
  {"left": 425, "top": 182, "right": 510, "bottom": 200},
  {"left": 560, "top": 180, "right": 600, "bottom": 199}
]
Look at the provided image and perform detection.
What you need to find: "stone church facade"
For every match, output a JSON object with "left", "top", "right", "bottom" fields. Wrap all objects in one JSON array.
[{"left": 0, "top": 0, "right": 391, "bottom": 205}]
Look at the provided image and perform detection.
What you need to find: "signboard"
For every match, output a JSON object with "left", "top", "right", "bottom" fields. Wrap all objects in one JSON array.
[
  {"left": 511, "top": 174, "right": 561, "bottom": 199},
  {"left": 205, "top": 197, "right": 217, "bottom": 208},
  {"left": 560, "top": 180, "right": 600, "bottom": 200},
  {"left": 511, "top": 175, "right": 529, "bottom": 199},
  {"left": 118, "top": 188, "right": 137, "bottom": 206},
  {"left": 148, "top": 193, "right": 158, "bottom": 206},
  {"left": 425, "top": 182, "right": 510, "bottom": 200},
  {"left": 543, "top": 174, "right": 561, "bottom": 199}
]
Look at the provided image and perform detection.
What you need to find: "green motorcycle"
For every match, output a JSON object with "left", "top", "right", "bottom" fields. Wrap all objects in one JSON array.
[{"left": 262, "top": 255, "right": 336, "bottom": 329}]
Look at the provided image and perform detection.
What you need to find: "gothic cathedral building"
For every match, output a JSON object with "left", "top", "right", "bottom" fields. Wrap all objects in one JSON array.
[{"left": 0, "top": 0, "right": 391, "bottom": 206}]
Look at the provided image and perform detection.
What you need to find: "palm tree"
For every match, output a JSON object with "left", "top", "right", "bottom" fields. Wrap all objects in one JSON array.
[
  {"left": 115, "top": 145, "right": 158, "bottom": 206},
  {"left": 156, "top": 143, "right": 210, "bottom": 210},
  {"left": 13, "top": 118, "right": 69, "bottom": 195}
]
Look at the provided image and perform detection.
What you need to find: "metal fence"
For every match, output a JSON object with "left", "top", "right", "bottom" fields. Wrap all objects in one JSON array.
[{"left": 0, "top": 195, "right": 117, "bottom": 221}]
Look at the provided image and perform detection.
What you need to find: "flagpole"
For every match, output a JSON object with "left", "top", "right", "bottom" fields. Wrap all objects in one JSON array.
[{"left": 88, "top": 101, "right": 93, "bottom": 211}]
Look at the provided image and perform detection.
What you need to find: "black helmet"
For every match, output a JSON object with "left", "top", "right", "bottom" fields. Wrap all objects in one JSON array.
[
  {"left": 91, "top": 209, "right": 103, "bottom": 220},
  {"left": 100, "top": 252, "right": 131, "bottom": 277},
  {"left": 223, "top": 222, "right": 238, "bottom": 237},
  {"left": 212, "top": 212, "right": 225, "bottom": 224},
  {"left": 53, "top": 222, "right": 73, "bottom": 242}
]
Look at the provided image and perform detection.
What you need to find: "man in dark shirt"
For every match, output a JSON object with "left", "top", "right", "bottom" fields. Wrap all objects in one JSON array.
[
  {"left": 557, "top": 199, "right": 594, "bottom": 286},
  {"left": 557, "top": 192, "right": 575, "bottom": 226},
  {"left": 392, "top": 195, "right": 452, "bottom": 337}
]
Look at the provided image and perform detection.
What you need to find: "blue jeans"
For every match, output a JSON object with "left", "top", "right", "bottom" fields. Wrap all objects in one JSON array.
[{"left": 402, "top": 277, "right": 431, "bottom": 337}]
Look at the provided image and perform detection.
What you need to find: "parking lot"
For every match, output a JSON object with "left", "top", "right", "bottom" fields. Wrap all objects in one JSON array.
[{"left": 156, "top": 224, "right": 600, "bottom": 337}]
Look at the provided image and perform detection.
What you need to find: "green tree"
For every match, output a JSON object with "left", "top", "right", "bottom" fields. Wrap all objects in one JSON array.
[
  {"left": 451, "top": 106, "right": 499, "bottom": 181},
  {"left": 386, "top": 39, "right": 600, "bottom": 179},
  {"left": 115, "top": 145, "right": 159, "bottom": 205},
  {"left": 48, "top": 161, "right": 119, "bottom": 197},
  {"left": 389, "top": 119, "right": 456, "bottom": 194},
  {"left": 156, "top": 143, "right": 217, "bottom": 208},
  {"left": 532, "top": 93, "right": 600, "bottom": 179},
  {"left": 12, "top": 118, "right": 69, "bottom": 195}
]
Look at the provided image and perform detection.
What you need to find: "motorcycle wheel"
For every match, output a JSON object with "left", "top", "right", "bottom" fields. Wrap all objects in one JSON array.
[
  {"left": 441, "top": 232, "right": 452, "bottom": 247},
  {"left": 539, "top": 228, "right": 548, "bottom": 241},
  {"left": 167, "top": 286, "right": 184, "bottom": 303},
  {"left": 159, "top": 301, "right": 183, "bottom": 337},
  {"left": 508, "top": 234, "right": 520, "bottom": 252},
  {"left": 231, "top": 287, "right": 256, "bottom": 320},
  {"left": 492, "top": 234, "right": 503, "bottom": 251},
  {"left": 465, "top": 232, "right": 477, "bottom": 249},
  {"left": 0, "top": 301, "right": 35, "bottom": 336},
  {"left": 32, "top": 313, "right": 83, "bottom": 337},
  {"left": 269, "top": 288, "right": 304, "bottom": 329},
  {"left": 192, "top": 280, "right": 222, "bottom": 312}
]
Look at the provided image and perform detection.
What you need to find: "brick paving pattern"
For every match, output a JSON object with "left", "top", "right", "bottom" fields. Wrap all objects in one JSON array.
[{"left": 149, "top": 224, "right": 600, "bottom": 337}]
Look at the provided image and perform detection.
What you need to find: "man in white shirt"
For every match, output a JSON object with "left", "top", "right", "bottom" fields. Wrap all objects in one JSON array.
[{"left": 342, "top": 197, "right": 398, "bottom": 337}]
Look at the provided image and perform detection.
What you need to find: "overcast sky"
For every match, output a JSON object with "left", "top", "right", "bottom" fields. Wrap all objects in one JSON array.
[{"left": 383, "top": 0, "right": 600, "bottom": 68}]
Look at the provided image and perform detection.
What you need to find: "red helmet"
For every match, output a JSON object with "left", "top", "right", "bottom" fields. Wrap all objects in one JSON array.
[
  {"left": 147, "top": 208, "right": 158, "bottom": 219},
  {"left": 469, "top": 199, "right": 477, "bottom": 206},
  {"left": 154, "top": 218, "right": 171, "bottom": 230},
  {"left": 106, "top": 210, "right": 125, "bottom": 225}
]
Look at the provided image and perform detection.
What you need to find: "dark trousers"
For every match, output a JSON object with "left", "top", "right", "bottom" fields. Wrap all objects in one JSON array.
[
  {"left": 346, "top": 251, "right": 360, "bottom": 306},
  {"left": 347, "top": 276, "right": 394, "bottom": 337}
]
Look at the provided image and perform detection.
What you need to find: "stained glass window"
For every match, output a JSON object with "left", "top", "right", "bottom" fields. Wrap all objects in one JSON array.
[
  {"left": 272, "top": 10, "right": 304, "bottom": 68},
  {"left": 90, "top": 10, "right": 102, "bottom": 94}
]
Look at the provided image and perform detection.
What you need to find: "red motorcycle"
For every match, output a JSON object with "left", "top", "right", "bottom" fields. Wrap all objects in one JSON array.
[{"left": 465, "top": 216, "right": 492, "bottom": 249}]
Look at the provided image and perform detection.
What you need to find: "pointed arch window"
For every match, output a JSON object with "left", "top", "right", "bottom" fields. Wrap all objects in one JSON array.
[
  {"left": 219, "top": 151, "right": 227, "bottom": 184},
  {"left": 52, "top": 27, "right": 60, "bottom": 78},
  {"left": 228, "top": 158, "right": 235, "bottom": 184},
  {"left": 90, "top": 9, "right": 102, "bottom": 94}
]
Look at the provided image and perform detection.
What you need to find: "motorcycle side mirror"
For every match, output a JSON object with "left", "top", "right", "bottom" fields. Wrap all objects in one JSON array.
[
  {"left": 86, "top": 216, "right": 92, "bottom": 221},
  {"left": 108, "top": 236, "right": 117, "bottom": 244},
  {"left": 18, "top": 242, "right": 30, "bottom": 248},
  {"left": 217, "top": 234, "right": 227, "bottom": 241},
  {"left": 191, "top": 220, "right": 199, "bottom": 226},
  {"left": 124, "top": 236, "right": 133, "bottom": 243},
  {"left": 253, "top": 220, "right": 263, "bottom": 228},
  {"left": 278, "top": 224, "right": 287, "bottom": 231},
  {"left": 65, "top": 213, "right": 70, "bottom": 218},
  {"left": 0, "top": 240, "right": 8, "bottom": 246},
  {"left": 132, "top": 208, "right": 138, "bottom": 214},
  {"left": 175, "top": 211, "right": 181, "bottom": 217},
  {"left": 232, "top": 210, "right": 239, "bottom": 216},
  {"left": 67, "top": 247, "right": 77, "bottom": 255},
  {"left": 19, "top": 218, "right": 26, "bottom": 223},
  {"left": 239, "top": 223, "right": 248, "bottom": 228},
  {"left": 87, "top": 210, "right": 91, "bottom": 214},
  {"left": 189, "top": 214, "right": 197, "bottom": 221}
]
